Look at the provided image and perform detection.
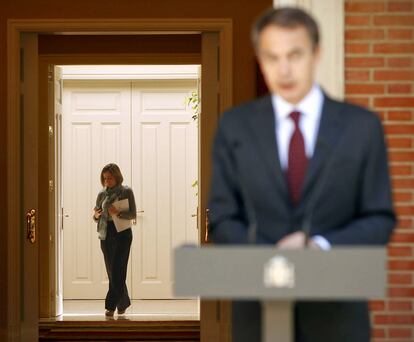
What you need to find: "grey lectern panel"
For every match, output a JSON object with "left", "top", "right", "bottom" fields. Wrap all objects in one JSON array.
[{"left": 174, "top": 246, "right": 386, "bottom": 300}]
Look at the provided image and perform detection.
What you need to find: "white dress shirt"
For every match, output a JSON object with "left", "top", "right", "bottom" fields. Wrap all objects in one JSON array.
[
  {"left": 271, "top": 84, "right": 331, "bottom": 250},
  {"left": 272, "top": 84, "right": 323, "bottom": 170}
]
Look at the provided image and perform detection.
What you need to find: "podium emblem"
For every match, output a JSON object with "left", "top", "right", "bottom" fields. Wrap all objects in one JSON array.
[{"left": 263, "top": 256, "right": 295, "bottom": 288}]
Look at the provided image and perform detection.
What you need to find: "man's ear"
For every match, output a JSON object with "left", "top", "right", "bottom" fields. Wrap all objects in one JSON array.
[
  {"left": 256, "top": 53, "right": 266, "bottom": 74},
  {"left": 313, "top": 44, "right": 321, "bottom": 63}
]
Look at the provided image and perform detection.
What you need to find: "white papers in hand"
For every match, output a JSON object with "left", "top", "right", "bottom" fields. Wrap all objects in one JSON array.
[{"left": 111, "top": 198, "right": 131, "bottom": 232}]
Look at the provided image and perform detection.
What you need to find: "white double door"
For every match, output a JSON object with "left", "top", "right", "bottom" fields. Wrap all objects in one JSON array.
[{"left": 62, "top": 79, "right": 199, "bottom": 299}]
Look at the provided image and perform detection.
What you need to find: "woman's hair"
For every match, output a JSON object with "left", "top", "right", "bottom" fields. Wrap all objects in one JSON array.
[
  {"left": 251, "top": 7, "right": 320, "bottom": 51},
  {"left": 100, "top": 163, "right": 124, "bottom": 187}
]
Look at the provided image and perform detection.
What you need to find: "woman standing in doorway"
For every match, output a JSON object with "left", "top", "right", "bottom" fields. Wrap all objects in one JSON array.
[{"left": 93, "top": 163, "right": 136, "bottom": 317}]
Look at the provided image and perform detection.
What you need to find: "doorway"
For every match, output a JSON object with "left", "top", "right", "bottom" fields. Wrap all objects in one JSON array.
[
  {"left": 59, "top": 65, "right": 200, "bottom": 313},
  {"left": 8, "top": 19, "right": 232, "bottom": 341}
]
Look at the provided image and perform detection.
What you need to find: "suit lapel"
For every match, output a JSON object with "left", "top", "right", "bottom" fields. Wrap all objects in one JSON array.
[
  {"left": 248, "top": 96, "right": 290, "bottom": 200},
  {"left": 246, "top": 94, "right": 346, "bottom": 208},
  {"left": 300, "top": 94, "right": 345, "bottom": 200}
]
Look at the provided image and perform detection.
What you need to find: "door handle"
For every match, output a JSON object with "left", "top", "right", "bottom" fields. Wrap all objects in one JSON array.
[
  {"left": 26, "top": 209, "right": 36, "bottom": 244},
  {"left": 205, "top": 208, "right": 210, "bottom": 243},
  {"left": 133, "top": 210, "right": 144, "bottom": 225}
]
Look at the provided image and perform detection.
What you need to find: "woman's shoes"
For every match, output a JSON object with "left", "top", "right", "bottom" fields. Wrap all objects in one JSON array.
[
  {"left": 105, "top": 309, "right": 114, "bottom": 317},
  {"left": 105, "top": 308, "right": 127, "bottom": 316}
]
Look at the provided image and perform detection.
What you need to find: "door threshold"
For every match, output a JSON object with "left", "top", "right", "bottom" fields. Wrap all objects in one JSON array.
[
  {"left": 39, "top": 320, "right": 200, "bottom": 341},
  {"left": 40, "top": 314, "right": 199, "bottom": 322}
]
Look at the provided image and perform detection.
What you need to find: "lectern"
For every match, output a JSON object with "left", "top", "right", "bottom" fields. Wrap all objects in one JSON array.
[{"left": 174, "top": 245, "right": 386, "bottom": 342}]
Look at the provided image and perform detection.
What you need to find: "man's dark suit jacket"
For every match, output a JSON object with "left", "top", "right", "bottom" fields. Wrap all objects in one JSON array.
[{"left": 208, "top": 93, "right": 396, "bottom": 342}]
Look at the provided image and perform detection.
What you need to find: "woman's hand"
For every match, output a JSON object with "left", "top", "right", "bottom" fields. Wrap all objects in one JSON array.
[
  {"left": 94, "top": 208, "right": 103, "bottom": 219},
  {"left": 108, "top": 205, "right": 119, "bottom": 216}
]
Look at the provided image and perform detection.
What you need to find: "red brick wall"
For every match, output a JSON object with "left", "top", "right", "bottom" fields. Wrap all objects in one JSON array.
[{"left": 345, "top": 1, "right": 414, "bottom": 341}]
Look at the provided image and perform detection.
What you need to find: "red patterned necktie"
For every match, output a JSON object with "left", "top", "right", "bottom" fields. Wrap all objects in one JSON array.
[{"left": 287, "top": 111, "right": 308, "bottom": 206}]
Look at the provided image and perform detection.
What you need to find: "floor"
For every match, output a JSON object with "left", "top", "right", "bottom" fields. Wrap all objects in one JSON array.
[{"left": 40, "top": 299, "right": 199, "bottom": 322}]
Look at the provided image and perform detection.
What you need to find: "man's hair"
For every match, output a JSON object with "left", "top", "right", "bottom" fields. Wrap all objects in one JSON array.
[
  {"left": 251, "top": 7, "right": 320, "bottom": 51},
  {"left": 100, "top": 163, "right": 124, "bottom": 187}
]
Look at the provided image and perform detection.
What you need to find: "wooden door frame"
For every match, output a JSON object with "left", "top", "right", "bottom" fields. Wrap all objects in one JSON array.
[
  {"left": 39, "top": 56, "right": 203, "bottom": 317},
  {"left": 7, "top": 18, "right": 232, "bottom": 341}
]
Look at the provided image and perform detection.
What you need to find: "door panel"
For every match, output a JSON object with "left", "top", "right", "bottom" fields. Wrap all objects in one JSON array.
[
  {"left": 21, "top": 32, "right": 39, "bottom": 341},
  {"left": 62, "top": 81, "right": 132, "bottom": 299},
  {"left": 62, "top": 78, "right": 199, "bottom": 300},
  {"left": 55, "top": 66, "right": 65, "bottom": 315},
  {"left": 49, "top": 65, "right": 64, "bottom": 316},
  {"left": 131, "top": 80, "right": 199, "bottom": 299},
  {"left": 199, "top": 31, "right": 232, "bottom": 342}
]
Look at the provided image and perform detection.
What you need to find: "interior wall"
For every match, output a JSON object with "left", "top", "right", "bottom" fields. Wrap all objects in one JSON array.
[{"left": 1, "top": 0, "right": 272, "bottom": 332}]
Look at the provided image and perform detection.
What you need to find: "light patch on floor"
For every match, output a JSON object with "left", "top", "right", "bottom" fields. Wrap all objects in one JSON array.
[{"left": 41, "top": 299, "right": 199, "bottom": 322}]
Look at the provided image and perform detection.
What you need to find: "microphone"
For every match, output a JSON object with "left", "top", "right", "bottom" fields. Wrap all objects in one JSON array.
[
  {"left": 301, "top": 137, "right": 334, "bottom": 248},
  {"left": 230, "top": 141, "right": 258, "bottom": 244},
  {"left": 239, "top": 178, "right": 258, "bottom": 245}
]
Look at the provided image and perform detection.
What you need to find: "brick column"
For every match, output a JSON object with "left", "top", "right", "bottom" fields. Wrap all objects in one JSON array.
[{"left": 345, "top": 1, "right": 414, "bottom": 341}]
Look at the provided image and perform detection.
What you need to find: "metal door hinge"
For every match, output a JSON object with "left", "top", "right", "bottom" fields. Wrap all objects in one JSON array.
[
  {"left": 26, "top": 209, "right": 36, "bottom": 244},
  {"left": 49, "top": 125, "right": 54, "bottom": 137},
  {"left": 49, "top": 180, "right": 54, "bottom": 192},
  {"left": 20, "top": 48, "right": 25, "bottom": 82},
  {"left": 48, "top": 66, "right": 53, "bottom": 81},
  {"left": 61, "top": 207, "right": 67, "bottom": 230}
]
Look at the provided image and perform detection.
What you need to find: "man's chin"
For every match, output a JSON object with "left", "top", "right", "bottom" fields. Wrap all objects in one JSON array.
[{"left": 277, "top": 91, "right": 301, "bottom": 105}]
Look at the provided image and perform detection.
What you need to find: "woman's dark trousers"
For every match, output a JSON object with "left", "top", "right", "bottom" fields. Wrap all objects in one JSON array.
[{"left": 100, "top": 221, "right": 132, "bottom": 311}]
